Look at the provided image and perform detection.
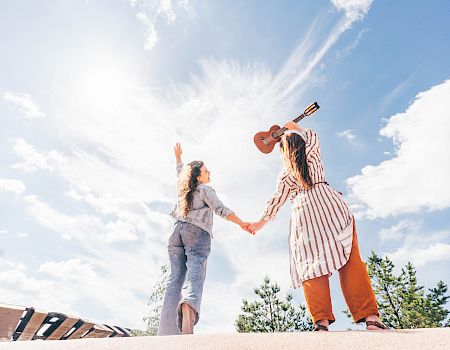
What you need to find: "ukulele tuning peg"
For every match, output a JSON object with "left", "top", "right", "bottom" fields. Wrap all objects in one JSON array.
[{"left": 304, "top": 102, "right": 320, "bottom": 116}]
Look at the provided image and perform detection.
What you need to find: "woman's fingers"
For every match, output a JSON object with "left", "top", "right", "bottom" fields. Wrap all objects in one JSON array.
[
  {"left": 284, "top": 121, "right": 296, "bottom": 130},
  {"left": 240, "top": 222, "right": 255, "bottom": 235},
  {"left": 174, "top": 142, "right": 182, "bottom": 157},
  {"left": 248, "top": 223, "right": 258, "bottom": 232}
]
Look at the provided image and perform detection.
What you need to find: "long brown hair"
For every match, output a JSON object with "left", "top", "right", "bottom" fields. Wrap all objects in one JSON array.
[
  {"left": 280, "top": 133, "right": 312, "bottom": 189},
  {"left": 177, "top": 160, "right": 204, "bottom": 217}
]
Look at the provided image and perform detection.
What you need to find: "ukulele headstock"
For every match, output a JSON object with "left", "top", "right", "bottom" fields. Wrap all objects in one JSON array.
[{"left": 304, "top": 101, "right": 320, "bottom": 116}]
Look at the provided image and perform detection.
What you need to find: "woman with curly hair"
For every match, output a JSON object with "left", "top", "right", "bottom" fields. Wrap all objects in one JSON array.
[{"left": 158, "top": 143, "right": 251, "bottom": 335}]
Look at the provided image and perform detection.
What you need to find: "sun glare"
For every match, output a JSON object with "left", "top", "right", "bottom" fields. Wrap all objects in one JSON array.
[{"left": 76, "top": 61, "right": 134, "bottom": 112}]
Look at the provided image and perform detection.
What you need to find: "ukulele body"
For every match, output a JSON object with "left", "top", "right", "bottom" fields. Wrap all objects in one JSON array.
[{"left": 253, "top": 125, "right": 282, "bottom": 154}]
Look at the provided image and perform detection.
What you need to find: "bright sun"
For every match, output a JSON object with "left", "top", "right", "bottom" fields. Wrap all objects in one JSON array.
[{"left": 76, "top": 60, "right": 134, "bottom": 112}]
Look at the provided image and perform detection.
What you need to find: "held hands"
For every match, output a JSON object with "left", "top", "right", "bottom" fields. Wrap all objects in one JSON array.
[
  {"left": 239, "top": 222, "right": 255, "bottom": 235},
  {"left": 237, "top": 220, "right": 267, "bottom": 236},
  {"left": 248, "top": 220, "right": 266, "bottom": 234},
  {"left": 174, "top": 142, "right": 182, "bottom": 162},
  {"left": 228, "top": 214, "right": 255, "bottom": 235}
]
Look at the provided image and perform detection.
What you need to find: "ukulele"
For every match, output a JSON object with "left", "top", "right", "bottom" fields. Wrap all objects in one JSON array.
[{"left": 253, "top": 102, "right": 320, "bottom": 154}]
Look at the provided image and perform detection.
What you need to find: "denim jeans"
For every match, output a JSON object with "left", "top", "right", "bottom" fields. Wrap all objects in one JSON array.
[{"left": 158, "top": 221, "right": 211, "bottom": 335}]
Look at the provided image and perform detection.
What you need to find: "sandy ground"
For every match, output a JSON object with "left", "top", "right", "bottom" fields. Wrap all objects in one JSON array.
[{"left": 0, "top": 328, "right": 449, "bottom": 350}]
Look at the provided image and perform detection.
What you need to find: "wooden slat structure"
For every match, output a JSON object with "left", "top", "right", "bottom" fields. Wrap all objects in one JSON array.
[
  {"left": 0, "top": 303, "right": 132, "bottom": 342},
  {"left": 66, "top": 320, "right": 94, "bottom": 340},
  {"left": 46, "top": 315, "right": 79, "bottom": 340},
  {"left": 17, "top": 309, "right": 47, "bottom": 341},
  {"left": 83, "top": 324, "right": 114, "bottom": 339},
  {"left": 0, "top": 304, "right": 25, "bottom": 341}
]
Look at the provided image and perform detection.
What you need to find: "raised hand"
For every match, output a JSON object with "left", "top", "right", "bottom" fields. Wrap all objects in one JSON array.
[
  {"left": 284, "top": 121, "right": 302, "bottom": 132},
  {"left": 174, "top": 142, "right": 182, "bottom": 162}
]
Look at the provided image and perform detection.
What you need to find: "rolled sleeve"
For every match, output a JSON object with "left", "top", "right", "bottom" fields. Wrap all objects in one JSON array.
[
  {"left": 176, "top": 162, "right": 184, "bottom": 177},
  {"left": 203, "top": 186, "right": 234, "bottom": 219}
]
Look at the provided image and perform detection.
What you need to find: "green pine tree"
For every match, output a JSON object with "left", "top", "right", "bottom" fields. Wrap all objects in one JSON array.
[
  {"left": 365, "top": 252, "right": 449, "bottom": 329},
  {"left": 132, "top": 265, "right": 169, "bottom": 336},
  {"left": 235, "top": 276, "right": 313, "bottom": 332}
]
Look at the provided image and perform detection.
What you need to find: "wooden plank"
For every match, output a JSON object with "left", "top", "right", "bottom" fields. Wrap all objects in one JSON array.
[
  {"left": 66, "top": 320, "right": 94, "bottom": 340},
  {"left": 17, "top": 309, "right": 47, "bottom": 341},
  {"left": 0, "top": 304, "right": 25, "bottom": 341},
  {"left": 107, "top": 325, "right": 124, "bottom": 337},
  {"left": 46, "top": 316, "right": 79, "bottom": 340},
  {"left": 82, "top": 324, "right": 113, "bottom": 338},
  {"left": 119, "top": 327, "right": 133, "bottom": 337}
]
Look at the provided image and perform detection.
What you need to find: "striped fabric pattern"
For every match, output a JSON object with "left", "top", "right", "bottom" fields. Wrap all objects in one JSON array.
[{"left": 261, "top": 129, "right": 354, "bottom": 286}]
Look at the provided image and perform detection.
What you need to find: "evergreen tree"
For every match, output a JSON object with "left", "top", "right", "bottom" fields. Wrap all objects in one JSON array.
[
  {"left": 235, "top": 276, "right": 313, "bottom": 332},
  {"left": 366, "top": 252, "right": 449, "bottom": 328},
  {"left": 132, "top": 265, "right": 168, "bottom": 336}
]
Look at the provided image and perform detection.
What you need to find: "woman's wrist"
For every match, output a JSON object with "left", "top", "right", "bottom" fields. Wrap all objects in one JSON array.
[{"left": 294, "top": 124, "right": 303, "bottom": 132}]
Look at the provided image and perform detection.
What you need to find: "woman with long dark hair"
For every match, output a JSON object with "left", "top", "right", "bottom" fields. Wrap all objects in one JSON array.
[
  {"left": 249, "top": 122, "right": 388, "bottom": 331},
  {"left": 158, "top": 143, "right": 251, "bottom": 335}
]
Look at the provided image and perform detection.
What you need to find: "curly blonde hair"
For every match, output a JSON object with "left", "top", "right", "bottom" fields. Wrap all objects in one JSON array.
[{"left": 177, "top": 160, "right": 204, "bottom": 217}]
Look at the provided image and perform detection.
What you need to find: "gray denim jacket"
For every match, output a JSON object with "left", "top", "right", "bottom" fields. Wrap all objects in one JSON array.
[{"left": 169, "top": 162, "right": 234, "bottom": 237}]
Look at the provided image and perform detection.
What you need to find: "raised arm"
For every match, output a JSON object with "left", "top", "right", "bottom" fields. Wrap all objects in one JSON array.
[
  {"left": 284, "top": 122, "right": 320, "bottom": 158},
  {"left": 174, "top": 142, "right": 184, "bottom": 176}
]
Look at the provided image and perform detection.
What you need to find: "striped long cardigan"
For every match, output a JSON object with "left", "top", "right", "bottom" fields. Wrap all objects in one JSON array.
[{"left": 261, "top": 129, "right": 354, "bottom": 287}]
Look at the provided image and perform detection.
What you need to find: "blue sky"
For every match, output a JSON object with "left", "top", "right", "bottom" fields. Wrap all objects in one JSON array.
[{"left": 1, "top": 0, "right": 449, "bottom": 332}]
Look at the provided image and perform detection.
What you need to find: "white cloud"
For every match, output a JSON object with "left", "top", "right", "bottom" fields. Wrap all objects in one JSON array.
[
  {"left": 157, "top": 0, "right": 177, "bottom": 22},
  {"left": 104, "top": 220, "right": 139, "bottom": 242},
  {"left": 16, "top": 232, "right": 29, "bottom": 239},
  {"left": 0, "top": 270, "right": 51, "bottom": 292},
  {"left": 0, "top": 178, "right": 26, "bottom": 194},
  {"left": 12, "top": 138, "right": 52, "bottom": 172},
  {"left": 24, "top": 195, "right": 142, "bottom": 243},
  {"left": 272, "top": 0, "right": 372, "bottom": 101},
  {"left": 39, "top": 258, "right": 97, "bottom": 282},
  {"left": 0, "top": 257, "right": 27, "bottom": 271},
  {"left": 383, "top": 225, "right": 450, "bottom": 268},
  {"left": 337, "top": 129, "right": 356, "bottom": 142},
  {"left": 379, "top": 70, "right": 418, "bottom": 113},
  {"left": 0, "top": 229, "right": 7, "bottom": 235},
  {"left": 388, "top": 242, "right": 450, "bottom": 268},
  {"left": 335, "top": 28, "right": 369, "bottom": 59},
  {"left": 136, "top": 12, "right": 158, "bottom": 50},
  {"left": 0, "top": 268, "right": 77, "bottom": 315},
  {"left": 379, "top": 220, "right": 422, "bottom": 242},
  {"left": 331, "top": 0, "right": 373, "bottom": 22},
  {"left": 347, "top": 80, "right": 450, "bottom": 218},
  {"left": 2, "top": 92, "right": 46, "bottom": 120},
  {"left": 128, "top": 0, "right": 194, "bottom": 51}
]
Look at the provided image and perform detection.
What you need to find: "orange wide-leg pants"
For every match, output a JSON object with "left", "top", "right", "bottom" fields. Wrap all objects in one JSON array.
[{"left": 302, "top": 222, "right": 379, "bottom": 324}]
